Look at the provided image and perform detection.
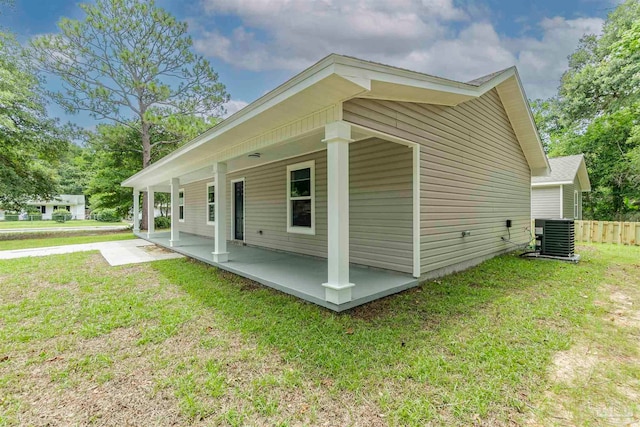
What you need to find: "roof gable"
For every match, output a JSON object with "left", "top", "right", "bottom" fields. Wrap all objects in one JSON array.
[
  {"left": 123, "top": 54, "right": 550, "bottom": 188},
  {"left": 532, "top": 154, "right": 591, "bottom": 191}
]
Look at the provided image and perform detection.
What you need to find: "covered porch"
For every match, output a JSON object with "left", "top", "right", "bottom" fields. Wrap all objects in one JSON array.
[{"left": 139, "top": 231, "right": 419, "bottom": 311}]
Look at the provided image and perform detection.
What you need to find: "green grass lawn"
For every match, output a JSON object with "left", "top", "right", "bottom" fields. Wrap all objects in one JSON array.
[
  {"left": 0, "top": 219, "right": 127, "bottom": 229},
  {"left": 0, "top": 243, "right": 638, "bottom": 426},
  {"left": 0, "top": 232, "right": 136, "bottom": 250}
]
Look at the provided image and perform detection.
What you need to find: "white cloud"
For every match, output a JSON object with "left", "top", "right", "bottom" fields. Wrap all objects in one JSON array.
[
  {"left": 195, "top": 0, "right": 605, "bottom": 99},
  {"left": 510, "top": 17, "right": 604, "bottom": 99},
  {"left": 223, "top": 99, "right": 249, "bottom": 118}
]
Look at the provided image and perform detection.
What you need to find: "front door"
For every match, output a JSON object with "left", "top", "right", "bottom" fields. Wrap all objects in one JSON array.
[{"left": 234, "top": 181, "right": 244, "bottom": 241}]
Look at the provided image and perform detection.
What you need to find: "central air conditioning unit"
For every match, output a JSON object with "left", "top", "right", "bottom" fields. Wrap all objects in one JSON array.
[{"left": 534, "top": 219, "right": 575, "bottom": 258}]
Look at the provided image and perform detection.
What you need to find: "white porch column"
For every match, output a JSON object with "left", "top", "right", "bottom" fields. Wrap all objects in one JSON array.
[
  {"left": 132, "top": 189, "right": 140, "bottom": 233},
  {"left": 146, "top": 186, "right": 155, "bottom": 238},
  {"left": 169, "top": 178, "right": 180, "bottom": 247},
  {"left": 322, "top": 121, "right": 354, "bottom": 304},
  {"left": 212, "top": 162, "right": 229, "bottom": 263}
]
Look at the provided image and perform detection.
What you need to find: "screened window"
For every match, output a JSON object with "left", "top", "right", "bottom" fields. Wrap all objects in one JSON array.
[
  {"left": 286, "top": 160, "right": 315, "bottom": 235},
  {"left": 178, "top": 189, "right": 185, "bottom": 222},
  {"left": 207, "top": 182, "right": 215, "bottom": 225},
  {"left": 574, "top": 190, "right": 579, "bottom": 219}
]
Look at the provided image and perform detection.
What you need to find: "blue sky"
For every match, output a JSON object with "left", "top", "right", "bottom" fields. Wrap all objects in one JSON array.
[{"left": 0, "top": 0, "right": 616, "bottom": 128}]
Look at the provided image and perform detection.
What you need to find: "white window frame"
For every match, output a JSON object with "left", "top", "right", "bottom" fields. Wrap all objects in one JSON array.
[
  {"left": 178, "top": 188, "right": 185, "bottom": 223},
  {"left": 286, "top": 160, "right": 315, "bottom": 235},
  {"left": 230, "top": 177, "right": 245, "bottom": 241},
  {"left": 574, "top": 190, "right": 579, "bottom": 219},
  {"left": 206, "top": 181, "right": 216, "bottom": 226}
]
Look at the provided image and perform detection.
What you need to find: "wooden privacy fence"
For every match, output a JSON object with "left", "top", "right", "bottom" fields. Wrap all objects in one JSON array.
[{"left": 574, "top": 220, "right": 640, "bottom": 246}]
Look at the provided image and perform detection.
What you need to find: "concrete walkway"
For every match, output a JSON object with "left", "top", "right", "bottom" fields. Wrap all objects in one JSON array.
[
  {"left": 0, "top": 239, "right": 183, "bottom": 266},
  {"left": 0, "top": 225, "right": 130, "bottom": 234}
]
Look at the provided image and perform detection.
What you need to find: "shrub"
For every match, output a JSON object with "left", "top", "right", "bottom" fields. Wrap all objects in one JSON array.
[
  {"left": 52, "top": 209, "right": 72, "bottom": 222},
  {"left": 25, "top": 213, "right": 43, "bottom": 221},
  {"left": 4, "top": 212, "right": 19, "bottom": 221},
  {"left": 92, "top": 208, "right": 121, "bottom": 222},
  {"left": 154, "top": 216, "right": 171, "bottom": 229}
]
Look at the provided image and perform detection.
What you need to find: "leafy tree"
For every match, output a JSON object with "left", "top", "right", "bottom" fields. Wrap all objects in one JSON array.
[
  {"left": 57, "top": 144, "right": 93, "bottom": 195},
  {"left": 532, "top": 0, "right": 640, "bottom": 220},
  {"left": 30, "top": 0, "right": 229, "bottom": 228},
  {"left": 0, "top": 31, "right": 68, "bottom": 211},
  {"left": 559, "top": 0, "right": 640, "bottom": 122},
  {"left": 86, "top": 122, "right": 173, "bottom": 218},
  {"left": 530, "top": 98, "right": 565, "bottom": 151},
  {"left": 85, "top": 124, "right": 142, "bottom": 218}
]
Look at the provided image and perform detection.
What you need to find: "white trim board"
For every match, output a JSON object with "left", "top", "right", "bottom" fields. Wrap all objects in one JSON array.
[{"left": 230, "top": 178, "right": 246, "bottom": 242}]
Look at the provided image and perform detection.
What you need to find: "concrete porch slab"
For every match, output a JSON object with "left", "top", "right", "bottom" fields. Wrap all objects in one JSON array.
[{"left": 138, "top": 232, "right": 420, "bottom": 311}]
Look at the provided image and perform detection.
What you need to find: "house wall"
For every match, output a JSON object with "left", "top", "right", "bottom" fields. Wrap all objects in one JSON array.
[
  {"left": 179, "top": 138, "right": 414, "bottom": 274},
  {"left": 178, "top": 178, "right": 214, "bottom": 237},
  {"left": 27, "top": 203, "right": 85, "bottom": 220},
  {"left": 227, "top": 150, "right": 328, "bottom": 257},
  {"left": 562, "top": 183, "right": 574, "bottom": 219},
  {"left": 531, "top": 186, "right": 561, "bottom": 219},
  {"left": 343, "top": 88, "right": 532, "bottom": 276},
  {"left": 226, "top": 138, "right": 414, "bottom": 273}
]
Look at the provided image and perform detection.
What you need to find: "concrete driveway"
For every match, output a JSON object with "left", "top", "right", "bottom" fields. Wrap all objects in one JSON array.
[
  {"left": 0, "top": 225, "right": 130, "bottom": 234},
  {"left": 0, "top": 239, "right": 183, "bottom": 266}
]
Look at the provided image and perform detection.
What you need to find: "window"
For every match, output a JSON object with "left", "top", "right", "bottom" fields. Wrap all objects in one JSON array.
[
  {"left": 178, "top": 189, "right": 185, "bottom": 222},
  {"left": 574, "top": 190, "right": 579, "bottom": 219},
  {"left": 206, "top": 182, "right": 215, "bottom": 225},
  {"left": 286, "top": 160, "right": 315, "bottom": 235},
  {"left": 38, "top": 206, "right": 46, "bottom": 214}
]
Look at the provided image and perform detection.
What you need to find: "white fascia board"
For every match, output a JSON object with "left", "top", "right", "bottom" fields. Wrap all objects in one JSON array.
[
  {"left": 531, "top": 181, "right": 573, "bottom": 187},
  {"left": 473, "top": 67, "right": 517, "bottom": 95},
  {"left": 333, "top": 62, "right": 478, "bottom": 98},
  {"left": 577, "top": 159, "right": 592, "bottom": 191}
]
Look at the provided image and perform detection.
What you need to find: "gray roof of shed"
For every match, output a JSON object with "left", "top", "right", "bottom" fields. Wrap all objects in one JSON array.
[{"left": 532, "top": 154, "right": 591, "bottom": 191}]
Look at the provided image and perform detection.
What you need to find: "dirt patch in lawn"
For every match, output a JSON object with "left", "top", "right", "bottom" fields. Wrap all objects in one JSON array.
[
  {"left": 528, "top": 259, "right": 640, "bottom": 425},
  {"left": 549, "top": 344, "right": 599, "bottom": 384}
]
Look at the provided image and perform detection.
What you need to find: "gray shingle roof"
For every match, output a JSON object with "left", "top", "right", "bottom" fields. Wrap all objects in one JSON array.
[
  {"left": 532, "top": 155, "right": 584, "bottom": 184},
  {"left": 466, "top": 67, "right": 513, "bottom": 86}
]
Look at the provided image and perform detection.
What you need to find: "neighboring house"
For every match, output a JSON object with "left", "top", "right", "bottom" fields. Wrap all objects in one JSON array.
[
  {"left": 28, "top": 195, "right": 86, "bottom": 220},
  {"left": 531, "top": 154, "right": 591, "bottom": 220},
  {"left": 122, "top": 54, "right": 550, "bottom": 311}
]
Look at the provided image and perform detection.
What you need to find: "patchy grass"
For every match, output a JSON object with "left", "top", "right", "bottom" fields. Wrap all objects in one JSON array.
[
  {"left": 0, "top": 244, "right": 638, "bottom": 426},
  {"left": 529, "top": 244, "right": 640, "bottom": 426},
  {"left": 0, "top": 219, "right": 127, "bottom": 229},
  {"left": 0, "top": 232, "right": 135, "bottom": 250}
]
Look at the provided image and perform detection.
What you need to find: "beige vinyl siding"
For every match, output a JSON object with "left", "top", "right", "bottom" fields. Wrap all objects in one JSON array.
[
  {"left": 227, "top": 151, "right": 328, "bottom": 258},
  {"left": 562, "top": 183, "right": 575, "bottom": 219},
  {"left": 532, "top": 186, "right": 561, "bottom": 219},
  {"left": 224, "top": 139, "right": 414, "bottom": 273},
  {"left": 177, "top": 178, "right": 214, "bottom": 238},
  {"left": 344, "top": 88, "right": 531, "bottom": 275},
  {"left": 349, "top": 138, "right": 413, "bottom": 273}
]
